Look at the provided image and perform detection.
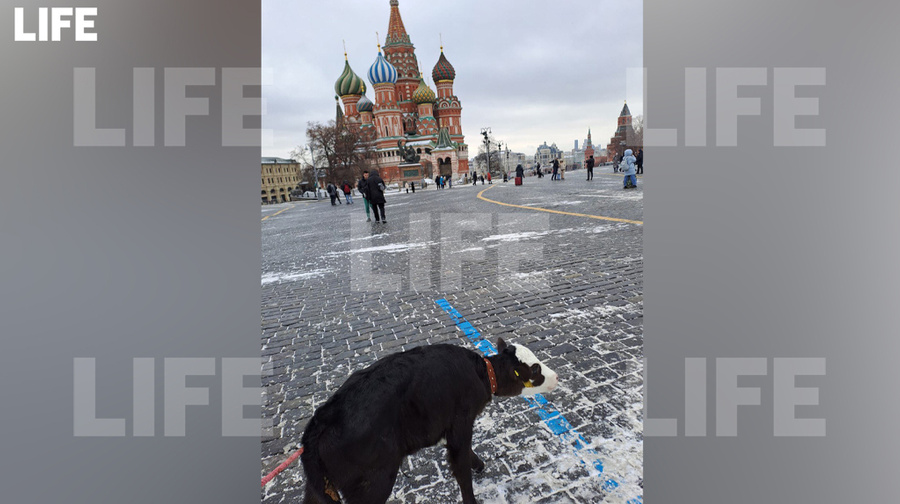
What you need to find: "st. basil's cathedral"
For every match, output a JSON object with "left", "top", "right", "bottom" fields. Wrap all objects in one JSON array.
[{"left": 332, "top": 0, "right": 468, "bottom": 183}]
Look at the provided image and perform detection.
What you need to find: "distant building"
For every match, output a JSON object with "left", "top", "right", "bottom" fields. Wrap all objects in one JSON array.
[
  {"left": 534, "top": 141, "right": 563, "bottom": 168},
  {"left": 261, "top": 157, "right": 300, "bottom": 204},
  {"left": 584, "top": 128, "right": 595, "bottom": 163},
  {"left": 606, "top": 101, "right": 637, "bottom": 161}
]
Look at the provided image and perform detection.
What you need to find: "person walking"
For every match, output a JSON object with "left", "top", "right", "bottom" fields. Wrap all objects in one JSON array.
[
  {"left": 636, "top": 149, "right": 644, "bottom": 175},
  {"left": 551, "top": 159, "right": 559, "bottom": 181},
  {"left": 326, "top": 182, "right": 341, "bottom": 205},
  {"left": 480, "top": 174, "right": 484, "bottom": 185},
  {"left": 341, "top": 180, "right": 354, "bottom": 204},
  {"left": 515, "top": 163, "right": 525, "bottom": 186},
  {"left": 621, "top": 149, "right": 638, "bottom": 189},
  {"left": 357, "top": 171, "right": 372, "bottom": 221},
  {"left": 487, "top": 172, "right": 492, "bottom": 184},
  {"left": 367, "top": 169, "right": 387, "bottom": 224},
  {"left": 586, "top": 155, "right": 595, "bottom": 181}
]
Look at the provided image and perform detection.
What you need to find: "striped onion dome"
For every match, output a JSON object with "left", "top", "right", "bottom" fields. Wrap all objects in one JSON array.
[
  {"left": 432, "top": 49, "right": 456, "bottom": 82},
  {"left": 334, "top": 58, "right": 365, "bottom": 97},
  {"left": 356, "top": 94, "right": 374, "bottom": 113},
  {"left": 368, "top": 48, "right": 398, "bottom": 85},
  {"left": 412, "top": 77, "right": 436, "bottom": 104}
]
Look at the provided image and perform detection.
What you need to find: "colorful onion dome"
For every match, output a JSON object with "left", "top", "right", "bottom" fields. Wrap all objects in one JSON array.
[
  {"left": 432, "top": 48, "right": 456, "bottom": 82},
  {"left": 334, "top": 58, "right": 365, "bottom": 97},
  {"left": 356, "top": 94, "right": 374, "bottom": 113},
  {"left": 412, "top": 77, "right": 436, "bottom": 104},
  {"left": 368, "top": 47, "right": 398, "bottom": 85}
]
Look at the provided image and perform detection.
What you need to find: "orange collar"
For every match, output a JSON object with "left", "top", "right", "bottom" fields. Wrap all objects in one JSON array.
[{"left": 483, "top": 358, "right": 497, "bottom": 394}]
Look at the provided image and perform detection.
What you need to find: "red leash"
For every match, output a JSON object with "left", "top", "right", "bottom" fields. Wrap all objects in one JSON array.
[{"left": 261, "top": 447, "right": 304, "bottom": 487}]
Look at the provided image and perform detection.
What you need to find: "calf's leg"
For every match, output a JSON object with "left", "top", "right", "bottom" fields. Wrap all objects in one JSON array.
[
  {"left": 341, "top": 463, "right": 400, "bottom": 504},
  {"left": 446, "top": 426, "right": 479, "bottom": 504}
]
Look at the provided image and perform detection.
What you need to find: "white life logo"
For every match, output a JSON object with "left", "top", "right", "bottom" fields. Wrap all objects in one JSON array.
[{"left": 14, "top": 7, "right": 98, "bottom": 41}]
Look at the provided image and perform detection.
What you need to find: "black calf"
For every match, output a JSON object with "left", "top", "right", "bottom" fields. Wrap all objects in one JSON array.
[{"left": 300, "top": 338, "right": 558, "bottom": 504}]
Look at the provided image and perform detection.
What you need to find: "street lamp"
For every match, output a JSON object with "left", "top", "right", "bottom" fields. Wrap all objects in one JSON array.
[{"left": 505, "top": 144, "right": 510, "bottom": 175}]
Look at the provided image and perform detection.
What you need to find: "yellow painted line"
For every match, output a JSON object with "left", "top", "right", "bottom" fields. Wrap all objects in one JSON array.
[
  {"left": 476, "top": 185, "right": 643, "bottom": 225},
  {"left": 261, "top": 204, "right": 295, "bottom": 222}
]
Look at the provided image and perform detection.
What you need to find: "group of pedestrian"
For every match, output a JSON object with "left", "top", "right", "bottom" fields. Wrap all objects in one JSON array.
[
  {"left": 325, "top": 181, "right": 355, "bottom": 206},
  {"left": 471, "top": 173, "right": 490, "bottom": 185},
  {"left": 327, "top": 171, "right": 388, "bottom": 224},
  {"left": 549, "top": 159, "right": 567, "bottom": 181},
  {"left": 433, "top": 175, "right": 451, "bottom": 189}
]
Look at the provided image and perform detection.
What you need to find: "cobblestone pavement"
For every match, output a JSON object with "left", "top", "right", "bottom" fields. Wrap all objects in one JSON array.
[{"left": 261, "top": 168, "right": 644, "bottom": 503}]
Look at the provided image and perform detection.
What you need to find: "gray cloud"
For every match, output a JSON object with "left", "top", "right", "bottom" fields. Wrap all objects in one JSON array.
[{"left": 263, "top": 0, "right": 643, "bottom": 157}]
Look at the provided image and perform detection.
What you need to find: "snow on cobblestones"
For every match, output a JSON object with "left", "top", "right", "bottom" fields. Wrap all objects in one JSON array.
[{"left": 262, "top": 176, "right": 643, "bottom": 503}]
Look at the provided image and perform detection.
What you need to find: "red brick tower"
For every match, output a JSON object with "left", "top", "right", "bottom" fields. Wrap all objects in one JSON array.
[
  {"left": 607, "top": 101, "right": 634, "bottom": 160},
  {"left": 383, "top": 0, "right": 420, "bottom": 135},
  {"left": 584, "top": 128, "right": 595, "bottom": 160},
  {"left": 432, "top": 47, "right": 463, "bottom": 143},
  {"left": 411, "top": 75, "right": 438, "bottom": 136},
  {"left": 368, "top": 46, "right": 402, "bottom": 141}
]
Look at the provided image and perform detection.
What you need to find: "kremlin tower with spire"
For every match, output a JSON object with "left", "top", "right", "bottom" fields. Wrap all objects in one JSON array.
[
  {"left": 606, "top": 101, "right": 635, "bottom": 161},
  {"left": 332, "top": 0, "right": 468, "bottom": 183}
]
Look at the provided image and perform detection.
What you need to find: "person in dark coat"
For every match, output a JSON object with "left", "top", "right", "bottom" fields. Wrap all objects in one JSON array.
[
  {"left": 586, "top": 155, "right": 595, "bottom": 181},
  {"left": 341, "top": 180, "right": 354, "bottom": 204},
  {"left": 635, "top": 149, "right": 644, "bottom": 175},
  {"left": 551, "top": 159, "right": 559, "bottom": 181},
  {"left": 367, "top": 169, "right": 387, "bottom": 224},
  {"left": 326, "top": 182, "right": 341, "bottom": 206},
  {"left": 515, "top": 164, "right": 524, "bottom": 179},
  {"left": 357, "top": 171, "right": 371, "bottom": 222}
]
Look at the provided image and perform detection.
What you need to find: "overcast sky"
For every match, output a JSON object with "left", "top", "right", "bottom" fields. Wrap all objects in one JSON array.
[{"left": 262, "top": 0, "right": 643, "bottom": 158}]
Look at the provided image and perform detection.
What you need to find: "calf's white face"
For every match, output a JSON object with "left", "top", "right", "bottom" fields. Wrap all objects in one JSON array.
[{"left": 511, "top": 344, "right": 559, "bottom": 395}]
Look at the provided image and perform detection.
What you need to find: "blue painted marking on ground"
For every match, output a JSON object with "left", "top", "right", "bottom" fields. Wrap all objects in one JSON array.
[{"left": 434, "top": 299, "right": 642, "bottom": 503}]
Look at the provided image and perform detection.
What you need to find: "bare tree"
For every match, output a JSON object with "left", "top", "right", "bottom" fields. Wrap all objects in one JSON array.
[
  {"left": 305, "top": 120, "right": 376, "bottom": 187},
  {"left": 289, "top": 145, "right": 319, "bottom": 192},
  {"left": 472, "top": 150, "right": 503, "bottom": 176},
  {"left": 628, "top": 114, "right": 644, "bottom": 149}
]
